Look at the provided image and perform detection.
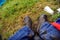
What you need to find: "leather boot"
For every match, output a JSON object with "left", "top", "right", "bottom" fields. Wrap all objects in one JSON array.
[
  {"left": 37, "top": 14, "right": 48, "bottom": 32},
  {"left": 24, "top": 16, "right": 32, "bottom": 29}
]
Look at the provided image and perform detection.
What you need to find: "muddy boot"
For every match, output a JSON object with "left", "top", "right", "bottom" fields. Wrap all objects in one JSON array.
[
  {"left": 37, "top": 14, "right": 48, "bottom": 32},
  {"left": 24, "top": 16, "right": 34, "bottom": 40},
  {"left": 24, "top": 16, "right": 32, "bottom": 29}
]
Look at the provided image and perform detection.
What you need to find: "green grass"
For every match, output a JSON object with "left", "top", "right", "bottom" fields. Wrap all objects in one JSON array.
[
  {"left": 0, "top": 0, "right": 39, "bottom": 18},
  {"left": 51, "top": 13, "right": 60, "bottom": 21}
]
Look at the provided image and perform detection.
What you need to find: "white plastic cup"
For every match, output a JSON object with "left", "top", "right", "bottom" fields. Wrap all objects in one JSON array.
[
  {"left": 44, "top": 6, "right": 54, "bottom": 15},
  {"left": 57, "top": 8, "right": 60, "bottom": 13}
]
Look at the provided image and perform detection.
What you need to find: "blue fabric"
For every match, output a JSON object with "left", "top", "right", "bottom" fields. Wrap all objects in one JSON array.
[
  {"left": 8, "top": 26, "right": 34, "bottom": 40},
  {"left": 0, "top": 0, "right": 6, "bottom": 6},
  {"left": 39, "top": 22, "right": 60, "bottom": 40},
  {"left": 56, "top": 18, "right": 60, "bottom": 24},
  {"left": 8, "top": 20, "right": 60, "bottom": 40}
]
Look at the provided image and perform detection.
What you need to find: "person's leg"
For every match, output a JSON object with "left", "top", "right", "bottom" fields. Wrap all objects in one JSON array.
[
  {"left": 39, "top": 22, "right": 60, "bottom": 40},
  {"left": 8, "top": 16, "right": 34, "bottom": 40},
  {"left": 38, "top": 14, "right": 60, "bottom": 40},
  {"left": 37, "top": 14, "right": 48, "bottom": 40},
  {"left": 8, "top": 26, "right": 34, "bottom": 40}
]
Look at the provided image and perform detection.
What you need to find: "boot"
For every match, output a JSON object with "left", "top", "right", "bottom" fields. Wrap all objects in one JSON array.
[
  {"left": 24, "top": 16, "right": 32, "bottom": 29},
  {"left": 37, "top": 14, "right": 48, "bottom": 32}
]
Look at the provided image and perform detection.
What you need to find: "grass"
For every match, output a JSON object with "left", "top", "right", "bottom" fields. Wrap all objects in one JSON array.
[{"left": 0, "top": 0, "right": 60, "bottom": 39}]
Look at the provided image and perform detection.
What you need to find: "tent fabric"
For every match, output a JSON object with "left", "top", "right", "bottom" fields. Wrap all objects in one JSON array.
[{"left": 0, "top": 0, "right": 6, "bottom": 6}]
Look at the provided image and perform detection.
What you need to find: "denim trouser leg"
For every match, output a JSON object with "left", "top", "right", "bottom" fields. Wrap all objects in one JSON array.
[
  {"left": 39, "top": 22, "right": 60, "bottom": 40},
  {"left": 8, "top": 22, "right": 60, "bottom": 40},
  {"left": 8, "top": 26, "right": 34, "bottom": 40}
]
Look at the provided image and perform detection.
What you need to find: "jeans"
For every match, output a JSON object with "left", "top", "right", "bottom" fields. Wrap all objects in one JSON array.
[
  {"left": 39, "top": 22, "right": 60, "bottom": 40},
  {"left": 8, "top": 22, "right": 60, "bottom": 40}
]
